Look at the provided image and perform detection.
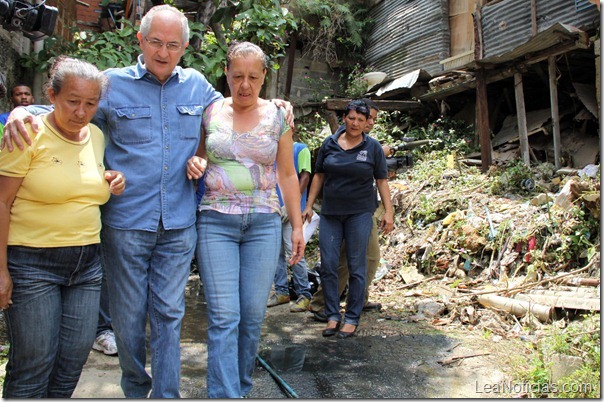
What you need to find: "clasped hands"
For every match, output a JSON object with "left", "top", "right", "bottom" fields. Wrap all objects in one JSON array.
[{"left": 186, "top": 156, "right": 208, "bottom": 180}]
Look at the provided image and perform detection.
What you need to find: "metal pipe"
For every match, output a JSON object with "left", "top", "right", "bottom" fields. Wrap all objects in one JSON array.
[{"left": 256, "top": 354, "right": 299, "bottom": 398}]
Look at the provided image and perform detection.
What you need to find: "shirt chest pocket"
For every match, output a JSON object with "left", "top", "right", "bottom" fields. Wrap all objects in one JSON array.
[
  {"left": 177, "top": 105, "right": 203, "bottom": 140},
  {"left": 115, "top": 107, "right": 152, "bottom": 144}
]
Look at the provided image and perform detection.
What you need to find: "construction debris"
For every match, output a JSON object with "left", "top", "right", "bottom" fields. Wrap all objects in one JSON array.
[{"left": 369, "top": 156, "right": 600, "bottom": 338}]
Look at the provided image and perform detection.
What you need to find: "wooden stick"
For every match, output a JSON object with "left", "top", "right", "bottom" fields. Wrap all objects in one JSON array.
[
  {"left": 396, "top": 274, "right": 443, "bottom": 290},
  {"left": 452, "top": 263, "right": 593, "bottom": 299},
  {"left": 437, "top": 353, "right": 490, "bottom": 366}
]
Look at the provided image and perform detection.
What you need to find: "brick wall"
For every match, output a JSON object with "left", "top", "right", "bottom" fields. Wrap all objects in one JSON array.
[
  {"left": 42, "top": 0, "right": 77, "bottom": 40},
  {"left": 76, "top": 0, "right": 103, "bottom": 32}
]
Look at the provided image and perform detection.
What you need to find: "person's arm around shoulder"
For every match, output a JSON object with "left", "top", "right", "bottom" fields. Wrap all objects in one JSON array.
[
  {"left": 0, "top": 105, "right": 50, "bottom": 151},
  {"left": 271, "top": 99, "right": 295, "bottom": 129}
]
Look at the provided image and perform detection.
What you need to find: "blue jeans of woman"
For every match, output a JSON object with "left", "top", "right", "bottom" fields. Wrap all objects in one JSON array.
[
  {"left": 319, "top": 212, "right": 373, "bottom": 326},
  {"left": 3, "top": 244, "right": 102, "bottom": 398},
  {"left": 100, "top": 222, "right": 196, "bottom": 398},
  {"left": 273, "top": 220, "right": 312, "bottom": 299},
  {"left": 96, "top": 271, "right": 112, "bottom": 336},
  {"left": 196, "top": 210, "right": 281, "bottom": 398}
]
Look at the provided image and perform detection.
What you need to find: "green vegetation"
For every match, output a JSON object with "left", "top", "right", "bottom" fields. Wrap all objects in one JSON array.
[
  {"left": 342, "top": 63, "right": 374, "bottom": 98},
  {"left": 289, "top": 0, "right": 369, "bottom": 68},
  {"left": 21, "top": 0, "right": 372, "bottom": 90},
  {"left": 21, "top": 1, "right": 297, "bottom": 87},
  {"left": 0, "top": 343, "right": 6, "bottom": 388},
  {"left": 513, "top": 313, "right": 600, "bottom": 398}
]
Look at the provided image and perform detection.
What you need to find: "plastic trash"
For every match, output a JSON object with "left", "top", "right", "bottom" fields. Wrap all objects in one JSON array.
[
  {"left": 373, "top": 259, "right": 389, "bottom": 282},
  {"left": 578, "top": 164, "right": 599, "bottom": 179}
]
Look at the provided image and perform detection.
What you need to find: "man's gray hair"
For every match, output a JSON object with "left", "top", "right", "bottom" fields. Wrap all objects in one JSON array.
[
  {"left": 139, "top": 4, "right": 189, "bottom": 44},
  {"left": 45, "top": 56, "right": 109, "bottom": 99}
]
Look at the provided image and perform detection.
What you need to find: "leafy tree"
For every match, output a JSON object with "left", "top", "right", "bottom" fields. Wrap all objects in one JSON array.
[
  {"left": 287, "top": 0, "right": 369, "bottom": 68},
  {"left": 21, "top": 0, "right": 296, "bottom": 87},
  {"left": 20, "top": 0, "right": 371, "bottom": 90}
]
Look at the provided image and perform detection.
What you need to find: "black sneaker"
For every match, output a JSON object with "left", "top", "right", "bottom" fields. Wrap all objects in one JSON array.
[
  {"left": 362, "top": 302, "right": 382, "bottom": 311},
  {"left": 312, "top": 310, "right": 328, "bottom": 322}
]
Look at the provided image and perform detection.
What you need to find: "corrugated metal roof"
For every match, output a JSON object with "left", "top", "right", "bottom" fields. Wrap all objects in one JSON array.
[
  {"left": 481, "top": 0, "right": 599, "bottom": 61},
  {"left": 481, "top": 0, "right": 533, "bottom": 60},
  {"left": 365, "top": 0, "right": 449, "bottom": 78},
  {"left": 480, "top": 22, "right": 590, "bottom": 64},
  {"left": 375, "top": 68, "right": 431, "bottom": 97},
  {"left": 538, "top": 0, "right": 600, "bottom": 30}
]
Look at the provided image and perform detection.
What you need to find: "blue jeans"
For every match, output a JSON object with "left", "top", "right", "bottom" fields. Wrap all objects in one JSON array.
[
  {"left": 96, "top": 269, "right": 112, "bottom": 336},
  {"left": 319, "top": 212, "right": 373, "bottom": 326},
  {"left": 100, "top": 222, "right": 196, "bottom": 398},
  {"left": 196, "top": 210, "right": 281, "bottom": 398},
  {"left": 274, "top": 221, "right": 311, "bottom": 299},
  {"left": 3, "top": 245, "right": 102, "bottom": 398}
]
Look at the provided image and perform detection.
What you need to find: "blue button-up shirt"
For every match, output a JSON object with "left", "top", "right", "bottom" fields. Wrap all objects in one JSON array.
[{"left": 94, "top": 55, "right": 222, "bottom": 231}]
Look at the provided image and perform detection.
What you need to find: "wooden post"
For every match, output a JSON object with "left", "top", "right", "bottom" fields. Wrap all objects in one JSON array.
[
  {"left": 326, "top": 111, "right": 340, "bottom": 134},
  {"left": 475, "top": 67, "right": 492, "bottom": 172},
  {"left": 514, "top": 72, "right": 531, "bottom": 166},
  {"left": 530, "top": 0, "right": 537, "bottom": 36},
  {"left": 548, "top": 56, "right": 562, "bottom": 169}
]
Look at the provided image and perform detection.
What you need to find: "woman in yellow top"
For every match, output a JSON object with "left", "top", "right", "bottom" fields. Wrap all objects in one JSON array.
[{"left": 0, "top": 56, "right": 125, "bottom": 398}]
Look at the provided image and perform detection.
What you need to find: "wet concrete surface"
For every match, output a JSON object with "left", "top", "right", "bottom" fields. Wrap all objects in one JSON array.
[{"left": 72, "top": 275, "right": 507, "bottom": 398}]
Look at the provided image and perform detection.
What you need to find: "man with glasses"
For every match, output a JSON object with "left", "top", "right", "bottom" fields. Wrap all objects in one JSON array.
[{"left": 3, "top": 5, "right": 292, "bottom": 398}]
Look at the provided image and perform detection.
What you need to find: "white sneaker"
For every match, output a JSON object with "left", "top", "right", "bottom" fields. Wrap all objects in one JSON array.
[{"left": 93, "top": 331, "right": 118, "bottom": 356}]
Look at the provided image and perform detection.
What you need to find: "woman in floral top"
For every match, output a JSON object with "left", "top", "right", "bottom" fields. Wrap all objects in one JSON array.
[{"left": 186, "top": 41, "right": 304, "bottom": 398}]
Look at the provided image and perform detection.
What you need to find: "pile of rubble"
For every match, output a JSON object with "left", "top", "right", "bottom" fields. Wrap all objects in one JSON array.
[{"left": 370, "top": 159, "right": 600, "bottom": 338}]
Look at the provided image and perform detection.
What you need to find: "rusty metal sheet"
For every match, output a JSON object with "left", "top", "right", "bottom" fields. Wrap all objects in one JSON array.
[
  {"left": 573, "top": 82, "right": 599, "bottom": 118},
  {"left": 375, "top": 69, "right": 431, "bottom": 97},
  {"left": 365, "top": 0, "right": 450, "bottom": 79},
  {"left": 491, "top": 108, "right": 553, "bottom": 147},
  {"left": 480, "top": 22, "right": 590, "bottom": 64},
  {"left": 481, "top": 0, "right": 599, "bottom": 62}
]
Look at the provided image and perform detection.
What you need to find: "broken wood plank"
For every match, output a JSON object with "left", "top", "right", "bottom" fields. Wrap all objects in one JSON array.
[
  {"left": 559, "top": 277, "right": 600, "bottom": 287},
  {"left": 548, "top": 56, "right": 562, "bottom": 169},
  {"left": 514, "top": 72, "right": 531, "bottom": 166},
  {"left": 396, "top": 274, "right": 444, "bottom": 290},
  {"left": 477, "top": 294, "right": 553, "bottom": 323},
  {"left": 437, "top": 352, "right": 490, "bottom": 366},
  {"left": 515, "top": 293, "right": 600, "bottom": 311},
  {"left": 323, "top": 99, "right": 424, "bottom": 112}
]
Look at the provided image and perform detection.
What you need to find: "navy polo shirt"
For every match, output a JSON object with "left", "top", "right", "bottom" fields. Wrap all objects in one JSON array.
[{"left": 315, "top": 129, "right": 387, "bottom": 215}]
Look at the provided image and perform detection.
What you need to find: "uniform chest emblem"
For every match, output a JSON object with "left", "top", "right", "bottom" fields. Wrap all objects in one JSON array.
[{"left": 356, "top": 150, "right": 368, "bottom": 162}]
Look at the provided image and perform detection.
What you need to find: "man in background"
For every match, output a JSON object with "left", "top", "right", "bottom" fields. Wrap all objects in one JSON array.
[
  {"left": 0, "top": 85, "right": 34, "bottom": 139},
  {"left": 268, "top": 141, "right": 313, "bottom": 312}
]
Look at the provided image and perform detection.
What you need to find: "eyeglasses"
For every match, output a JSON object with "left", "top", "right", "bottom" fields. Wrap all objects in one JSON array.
[{"left": 144, "top": 37, "right": 183, "bottom": 52}]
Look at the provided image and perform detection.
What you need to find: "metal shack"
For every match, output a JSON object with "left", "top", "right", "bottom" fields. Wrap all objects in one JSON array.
[{"left": 364, "top": 0, "right": 600, "bottom": 171}]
